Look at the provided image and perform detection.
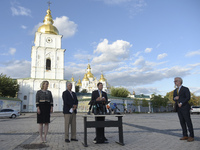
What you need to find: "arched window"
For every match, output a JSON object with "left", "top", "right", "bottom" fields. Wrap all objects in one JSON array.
[
  {"left": 46, "top": 59, "right": 51, "bottom": 70},
  {"left": 24, "top": 95, "right": 27, "bottom": 100}
]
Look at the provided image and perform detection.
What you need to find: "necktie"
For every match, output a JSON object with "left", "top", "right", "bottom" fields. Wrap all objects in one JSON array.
[
  {"left": 100, "top": 91, "right": 102, "bottom": 98},
  {"left": 177, "top": 88, "right": 179, "bottom": 95},
  {"left": 70, "top": 92, "right": 74, "bottom": 99}
]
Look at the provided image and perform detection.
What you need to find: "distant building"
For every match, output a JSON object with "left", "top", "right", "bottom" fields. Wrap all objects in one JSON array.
[{"left": 73, "top": 64, "right": 111, "bottom": 93}]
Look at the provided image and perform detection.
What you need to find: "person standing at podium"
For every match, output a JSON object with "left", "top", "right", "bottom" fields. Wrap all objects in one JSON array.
[{"left": 91, "top": 82, "right": 108, "bottom": 143}]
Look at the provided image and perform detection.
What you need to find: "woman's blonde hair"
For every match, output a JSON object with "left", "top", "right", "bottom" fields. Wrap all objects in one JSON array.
[{"left": 40, "top": 81, "right": 49, "bottom": 90}]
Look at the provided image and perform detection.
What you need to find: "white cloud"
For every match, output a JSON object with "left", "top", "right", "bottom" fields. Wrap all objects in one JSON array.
[
  {"left": 9, "top": 48, "right": 16, "bottom": 55},
  {"left": 185, "top": 49, "right": 200, "bottom": 57},
  {"left": 32, "top": 16, "right": 77, "bottom": 38},
  {"left": 21, "top": 25, "right": 27, "bottom": 29},
  {"left": 157, "top": 53, "right": 168, "bottom": 60},
  {"left": 0, "top": 48, "right": 16, "bottom": 56},
  {"left": 132, "top": 87, "right": 160, "bottom": 95},
  {"left": 144, "top": 48, "right": 152, "bottom": 53},
  {"left": 92, "top": 39, "right": 132, "bottom": 64},
  {"left": 0, "top": 60, "right": 31, "bottom": 78},
  {"left": 11, "top": 5, "right": 31, "bottom": 16},
  {"left": 188, "top": 63, "right": 200, "bottom": 67},
  {"left": 54, "top": 16, "right": 78, "bottom": 38}
]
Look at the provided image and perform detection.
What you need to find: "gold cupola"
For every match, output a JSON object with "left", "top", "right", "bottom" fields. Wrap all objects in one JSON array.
[
  {"left": 37, "top": 8, "right": 59, "bottom": 35},
  {"left": 71, "top": 75, "right": 75, "bottom": 82},
  {"left": 76, "top": 78, "right": 82, "bottom": 86},
  {"left": 86, "top": 64, "right": 94, "bottom": 78},
  {"left": 99, "top": 73, "right": 106, "bottom": 82},
  {"left": 82, "top": 73, "right": 89, "bottom": 81},
  {"left": 87, "top": 64, "right": 91, "bottom": 69}
]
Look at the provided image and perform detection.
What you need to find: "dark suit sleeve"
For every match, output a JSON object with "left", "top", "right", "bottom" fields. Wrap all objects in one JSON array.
[
  {"left": 91, "top": 91, "right": 97, "bottom": 103},
  {"left": 180, "top": 87, "right": 190, "bottom": 105},
  {"left": 103, "top": 92, "right": 108, "bottom": 102},
  {"left": 73, "top": 93, "right": 78, "bottom": 105}
]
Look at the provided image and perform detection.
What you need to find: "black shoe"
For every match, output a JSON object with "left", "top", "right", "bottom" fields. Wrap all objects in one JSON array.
[
  {"left": 104, "top": 138, "right": 108, "bottom": 141},
  {"left": 65, "top": 139, "right": 70, "bottom": 143},
  {"left": 71, "top": 139, "right": 78, "bottom": 141}
]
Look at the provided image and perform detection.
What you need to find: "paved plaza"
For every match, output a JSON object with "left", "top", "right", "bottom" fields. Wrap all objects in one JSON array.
[{"left": 0, "top": 112, "right": 199, "bottom": 150}]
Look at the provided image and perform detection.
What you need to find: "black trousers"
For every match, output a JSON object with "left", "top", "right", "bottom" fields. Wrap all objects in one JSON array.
[
  {"left": 177, "top": 105, "right": 194, "bottom": 137},
  {"left": 95, "top": 117, "right": 106, "bottom": 143}
]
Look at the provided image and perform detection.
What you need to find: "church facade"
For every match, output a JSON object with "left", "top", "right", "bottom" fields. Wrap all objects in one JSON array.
[{"left": 73, "top": 64, "right": 110, "bottom": 93}]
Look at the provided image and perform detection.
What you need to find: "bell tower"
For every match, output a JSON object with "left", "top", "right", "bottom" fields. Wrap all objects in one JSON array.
[{"left": 31, "top": 7, "right": 65, "bottom": 80}]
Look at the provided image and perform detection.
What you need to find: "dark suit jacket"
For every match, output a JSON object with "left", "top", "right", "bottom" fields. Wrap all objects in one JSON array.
[
  {"left": 91, "top": 90, "right": 108, "bottom": 104},
  {"left": 62, "top": 90, "right": 78, "bottom": 114},
  {"left": 173, "top": 86, "right": 191, "bottom": 110}
]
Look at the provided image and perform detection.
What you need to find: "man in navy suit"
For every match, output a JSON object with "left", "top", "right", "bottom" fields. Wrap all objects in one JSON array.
[
  {"left": 173, "top": 77, "right": 194, "bottom": 142},
  {"left": 91, "top": 82, "right": 108, "bottom": 143},
  {"left": 62, "top": 82, "right": 78, "bottom": 143}
]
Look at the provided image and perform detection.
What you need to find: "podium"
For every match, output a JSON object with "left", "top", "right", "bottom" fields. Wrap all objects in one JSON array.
[{"left": 82, "top": 114, "right": 125, "bottom": 147}]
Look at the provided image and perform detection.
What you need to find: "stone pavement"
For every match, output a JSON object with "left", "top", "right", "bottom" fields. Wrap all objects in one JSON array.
[{"left": 0, "top": 112, "right": 199, "bottom": 150}]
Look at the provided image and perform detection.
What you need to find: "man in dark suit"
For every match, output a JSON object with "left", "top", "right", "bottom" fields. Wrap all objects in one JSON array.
[
  {"left": 173, "top": 77, "right": 194, "bottom": 142},
  {"left": 91, "top": 82, "right": 108, "bottom": 143},
  {"left": 62, "top": 82, "right": 78, "bottom": 143}
]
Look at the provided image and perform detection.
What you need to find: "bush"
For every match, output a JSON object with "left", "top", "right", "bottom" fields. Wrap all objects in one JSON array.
[{"left": 111, "top": 87, "right": 130, "bottom": 98}]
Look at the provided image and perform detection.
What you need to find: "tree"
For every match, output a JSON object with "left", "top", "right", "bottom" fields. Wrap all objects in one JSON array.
[
  {"left": 0, "top": 73, "right": 19, "bottom": 97},
  {"left": 150, "top": 94, "right": 169, "bottom": 112},
  {"left": 165, "top": 91, "right": 174, "bottom": 104},
  {"left": 189, "top": 93, "right": 199, "bottom": 106},
  {"left": 141, "top": 99, "right": 149, "bottom": 107},
  {"left": 81, "top": 89, "right": 87, "bottom": 93},
  {"left": 111, "top": 87, "right": 130, "bottom": 98},
  {"left": 75, "top": 86, "right": 80, "bottom": 93},
  {"left": 133, "top": 99, "right": 140, "bottom": 107}
]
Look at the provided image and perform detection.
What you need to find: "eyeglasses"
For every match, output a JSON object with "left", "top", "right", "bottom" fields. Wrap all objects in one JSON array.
[{"left": 174, "top": 81, "right": 178, "bottom": 82}]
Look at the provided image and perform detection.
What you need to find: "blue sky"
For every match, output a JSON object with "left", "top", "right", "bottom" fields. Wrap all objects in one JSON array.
[{"left": 0, "top": 0, "right": 200, "bottom": 96}]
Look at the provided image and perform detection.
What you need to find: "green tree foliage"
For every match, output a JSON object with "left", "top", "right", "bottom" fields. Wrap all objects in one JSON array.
[
  {"left": 133, "top": 98, "right": 140, "bottom": 106},
  {"left": 111, "top": 87, "right": 130, "bottom": 98},
  {"left": 0, "top": 73, "right": 19, "bottom": 97},
  {"left": 189, "top": 93, "right": 199, "bottom": 106},
  {"left": 75, "top": 86, "right": 80, "bottom": 93},
  {"left": 81, "top": 89, "right": 87, "bottom": 93},
  {"left": 141, "top": 99, "right": 149, "bottom": 107},
  {"left": 150, "top": 94, "right": 169, "bottom": 111},
  {"left": 165, "top": 90, "right": 174, "bottom": 104}
]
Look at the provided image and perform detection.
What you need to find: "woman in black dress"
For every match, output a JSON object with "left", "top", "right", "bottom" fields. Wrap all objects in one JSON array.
[{"left": 36, "top": 81, "right": 53, "bottom": 143}]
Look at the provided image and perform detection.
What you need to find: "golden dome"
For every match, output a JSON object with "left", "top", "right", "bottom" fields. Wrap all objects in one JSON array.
[
  {"left": 76, "top": 78, "right": 82, "bottom": 86},
  {"left": 71, "top": 76, "right": 74, "bottom": 82},
  {"left": 87, "top": 64, "right": 91, "bottom": 69},
  {"left": 133, "top": 91, "right": 135, "bottom": 95},
  {"left": 87, "top": 71, "right": 94, "bottom": 78},
  {"left": 99, "top": 74, "right": 106, "bottom": 82},
  {"left": 82, "top": 73, "right": 89, "bottom": 81},
  {"left": 37, "top": 9, "right": 59, "bottom": 35}
]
